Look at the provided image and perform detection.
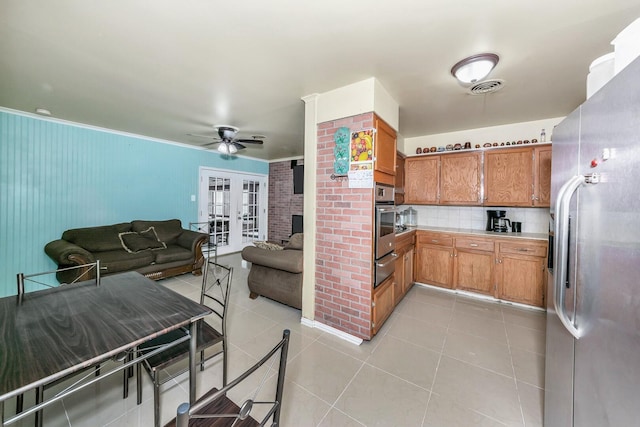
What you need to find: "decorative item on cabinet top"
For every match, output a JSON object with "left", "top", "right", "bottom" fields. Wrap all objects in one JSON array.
[{"left": 410, "top": 138, "right": 550, "bottom": 156}]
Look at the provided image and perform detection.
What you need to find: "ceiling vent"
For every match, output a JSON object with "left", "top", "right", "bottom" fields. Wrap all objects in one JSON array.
[{"left": 468, "top": 79, "right": 505, "bottom": 95}]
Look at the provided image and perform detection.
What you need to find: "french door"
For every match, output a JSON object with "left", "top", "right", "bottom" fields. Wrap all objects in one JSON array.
[{"left": 198, "top": 168, "right": 268, "bottom": 255}]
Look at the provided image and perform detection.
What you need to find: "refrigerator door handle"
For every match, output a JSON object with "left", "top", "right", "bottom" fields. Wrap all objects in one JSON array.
[{"left": 553, "top": 174, "right": 586, "bottom": 339}]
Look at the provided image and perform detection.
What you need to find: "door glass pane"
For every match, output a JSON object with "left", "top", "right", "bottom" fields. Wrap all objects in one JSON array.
[
  {"left": 242, "top": 179, "right": 261, "bottom": 243},
  {"left": 208, "top": 177, "right": 231, "bottom": 248}
]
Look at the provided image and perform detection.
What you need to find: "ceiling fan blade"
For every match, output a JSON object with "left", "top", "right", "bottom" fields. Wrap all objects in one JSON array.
[
  {"left": 187, "top": 133, "right": 219, "bottom": 139},
  {"left": 232, "top": 142, "right": 247, "bottom": 150},
  {"left": 235, "top": 139, "right": 264, "bottom": 145}
]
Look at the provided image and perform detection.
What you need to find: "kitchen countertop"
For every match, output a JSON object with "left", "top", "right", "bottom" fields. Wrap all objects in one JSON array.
[{"left": 397, "top": 226, "right": 548, "bottom": 241}]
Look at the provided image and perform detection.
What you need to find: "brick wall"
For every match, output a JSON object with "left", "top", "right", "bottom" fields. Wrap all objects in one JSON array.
[
  {"left": 268, "top": 161, "right": 304, "bottom": 243},
  {"left": 315, "top": 112, "right": 375, "bottom": 340}
]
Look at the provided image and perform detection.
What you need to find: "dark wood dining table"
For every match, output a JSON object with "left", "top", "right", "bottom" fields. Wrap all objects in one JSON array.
[{"left": 0, "top": 271, "right": 211, "bottom": 426}]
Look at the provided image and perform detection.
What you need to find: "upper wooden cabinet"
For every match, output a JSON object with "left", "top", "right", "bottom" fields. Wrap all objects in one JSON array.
[
  {"left": 440, "top": 152, "right": 482, "bottom": 205},
  {"left": 373, "top": 115, "right": 397, "bottom": 186},
  {"left": 484, "top": 147, "right": 533, "bottom": 206},
  {"left": 533, "top": 145, "right": 552, "bottom": 207},
  {"left": 484, "top": 145, "right": 552, "bottom": 207},
  {"left": 405, "top": 156, "right": 439, "bottom": 204},
  {"left": 395, "top": 152, "right": 405, "bottom": 205}
]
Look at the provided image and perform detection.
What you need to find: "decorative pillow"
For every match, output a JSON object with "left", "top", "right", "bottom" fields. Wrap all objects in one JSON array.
[
  {"left": 119, "top": 227, "right": 167, "bottom": 253},
  {"left": 253, "top": 241, "right": 284, "bottom": 251},
  {"left": 284, "top": 233, "right": 303, "bottom": 250}
]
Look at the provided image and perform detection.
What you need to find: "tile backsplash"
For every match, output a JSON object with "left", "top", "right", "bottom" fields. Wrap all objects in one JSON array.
[{"left": 404, "top": 205, "right": 550, "bottom": 234}]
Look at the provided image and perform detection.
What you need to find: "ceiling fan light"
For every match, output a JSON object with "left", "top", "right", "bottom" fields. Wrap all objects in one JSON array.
[
  {"left": 217, "top": 143, "right": 229, "bottom": 154},
  {"left": 228, "top": 144, "right": 238, "bottom": 154},
  {"left": 451, "top": 53, "right": 499, "bottom": 84}
]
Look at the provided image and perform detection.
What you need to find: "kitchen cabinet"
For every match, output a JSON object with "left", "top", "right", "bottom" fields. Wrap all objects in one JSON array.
[
  {"left": 533, "top": 145, "right": 552, "bottom": 207},
  {"left": 395, "top": 151, "right": 405, "bottom": 205},
  {"left": 413, "top": 230, "right": 548, "bottom": 308},
  {"left": 440, "top": 151, "right": 483, "bottom": 205},
  {"left": 496, "top": 240, "right": 547, "bottom": 307},
  {"left": 372, "top": 273, "right": 395, "bottom": 336},
  {"left": 484, "top": 147, "right": 533, "bottom": 206},
  {"left": 373, "top": 115, "right": 397, "bottom": 186},
  {"left": 405, "top": 156, "right": 439, "bottom": 204},
  {"left": 415, "top": 231, "right": 454, "bottom": 288},
  {"left": 394, "top": 231, "right": 415, "bottom": 305},
  {"left": 453, "top": 237, "right": 495, "bottom": 296}
]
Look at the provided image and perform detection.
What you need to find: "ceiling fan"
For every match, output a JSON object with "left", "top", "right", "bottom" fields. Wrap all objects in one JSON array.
[{"left": 189, "top": 125, "right": 264, "bottom": 154}]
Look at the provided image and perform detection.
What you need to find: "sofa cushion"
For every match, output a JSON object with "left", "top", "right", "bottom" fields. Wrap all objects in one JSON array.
[
  {"left": 95, "top": 249, "right": 154, "bottom": 274},
  {"left": 132, "top": 219, "right": 183, "bottom": 244},
  {"left": 153, "top": 245, "right": 193, "bottom": 264},
  {"left": 62, "top": 223, "right": 132, "bottom": 252},
  {"left": 284, "top": 233, "right": 303, "bottom": 250},
  {"left": 119, "top": 227, "right": 167, "bottom": 253}
]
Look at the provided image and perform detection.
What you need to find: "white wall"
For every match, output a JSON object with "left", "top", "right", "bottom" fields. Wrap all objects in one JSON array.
[
  {"left": 404, "top": 205, "right": 549, "bottom": 234},
  {"left": 403, "top": 117, "right": 564, "bottom": 155}
]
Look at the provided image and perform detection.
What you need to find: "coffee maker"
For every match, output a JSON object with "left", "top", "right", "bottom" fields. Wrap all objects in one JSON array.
[{"left": 486, "top": 210, "right": 510, "bottom": 232}]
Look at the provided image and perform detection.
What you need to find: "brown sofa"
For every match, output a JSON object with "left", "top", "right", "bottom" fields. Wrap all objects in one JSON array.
[
  {"left": 45, "top": 219, "right": 208, "bottom": 283},
  {"left": 240, "top": 233, "right": 303, "bottom": 309}
]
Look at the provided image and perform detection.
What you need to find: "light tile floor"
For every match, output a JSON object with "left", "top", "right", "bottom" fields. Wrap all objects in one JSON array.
[{"left": 4, "top": 253, "right": 545, "bottom": 426}]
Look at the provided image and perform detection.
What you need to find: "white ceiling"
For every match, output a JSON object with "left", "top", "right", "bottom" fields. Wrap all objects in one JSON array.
[{"left": 2, "top": 1, "right": 639, "bottom": 161}]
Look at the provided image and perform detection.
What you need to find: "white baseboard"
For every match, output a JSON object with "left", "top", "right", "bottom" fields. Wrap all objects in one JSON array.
[{"left": 300, "top": 317, "right": 363, "bottom": 345}]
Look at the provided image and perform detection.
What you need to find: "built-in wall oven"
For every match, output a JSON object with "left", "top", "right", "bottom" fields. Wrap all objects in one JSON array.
[{"left": 374, "top": 183, "right": 396, "bottom": 288}]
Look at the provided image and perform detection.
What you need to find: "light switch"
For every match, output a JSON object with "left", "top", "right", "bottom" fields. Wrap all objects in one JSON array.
[{"left": 190, "top": 195, "right": 196, "bottom": 202}]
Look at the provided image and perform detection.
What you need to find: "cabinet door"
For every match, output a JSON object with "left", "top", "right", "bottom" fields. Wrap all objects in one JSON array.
[
  {"left": 403, "top": 247, "right": 414, "bottom": 294},
  {"left": 440, "top": 152, "right": 482, "bottom": 205},
  {"left": 405, "top": 156, "right": 440, "bottom": 204},
  {"left": 533, "top": 145, "right": 552, "bottom": 207},
  {"left": 373, "top": 116, "right": 397, "bottom": 186},
  {"left": 394, "top": 248, "right": 405, "bottom": 306},
  {"left": 454, "top": 250, "right": 494, "bottom": 296},
  {"left": 498, "top": 254, "right": 546, "bottom": 307},
  {"left": 415, "top": 245, "right": 453, "bottom": 288},
  {"left": 372, "top": 274, "right": 395, "bottom": 335},
  {"left": 484, "top": 147, "right": 533, "bottom": 206},
  {"left": 395, "top": 152, "right": 405, "bottom": 205}
]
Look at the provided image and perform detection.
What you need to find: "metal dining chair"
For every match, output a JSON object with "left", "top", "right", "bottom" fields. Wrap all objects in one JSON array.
[
  {"left": 15, "top": 261, "right": 102, "bottom": 427},
  {"left": 136, "top": 258, "right": 233, "bottom": 427},
  {"left": 167, "top": 329, "right": 290, "bottom": 427}
]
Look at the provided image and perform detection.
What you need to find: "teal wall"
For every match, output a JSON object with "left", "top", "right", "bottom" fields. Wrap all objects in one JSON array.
[{"left": 0, "top": 110, "right": 269, "bottom": 296}]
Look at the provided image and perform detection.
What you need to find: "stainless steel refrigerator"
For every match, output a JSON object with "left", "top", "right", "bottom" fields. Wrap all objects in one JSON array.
[{"left": 545, "top": 55, "right": 640, "bottom": 426}]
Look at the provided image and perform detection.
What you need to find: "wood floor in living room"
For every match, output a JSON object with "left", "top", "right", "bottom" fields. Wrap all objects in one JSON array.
[{"left": 4, "top": 253, "right": 545, "bottom": 427}]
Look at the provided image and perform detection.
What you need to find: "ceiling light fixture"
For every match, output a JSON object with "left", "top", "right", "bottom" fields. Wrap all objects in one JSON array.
[
  {"left": 217, "top": 142, "right": 238, "bottom": 154},
  {"left": 451, "top": 53, "right": 499, "bottom": 85}
]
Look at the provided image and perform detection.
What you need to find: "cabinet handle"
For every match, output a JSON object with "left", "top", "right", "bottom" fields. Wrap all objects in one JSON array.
[
  {"left": 431, "top": 239, "right": 439, "bottom": 243},
  {"left": 469, "top": 243, "right": 479, "bottom": 247},
  {"left": 517, "top": 248, "right": 530, "bottom": 252}
]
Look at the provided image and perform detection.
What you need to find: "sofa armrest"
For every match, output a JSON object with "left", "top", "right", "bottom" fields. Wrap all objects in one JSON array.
[
  {"left": 241, "top": 246, "right": 303, "bottom": 274},
  {"left": 44, "top": 239, "right": 95, "bottom": 266},
  {"left": 175, "top": 229, "right": 209, "bottom": 252}
]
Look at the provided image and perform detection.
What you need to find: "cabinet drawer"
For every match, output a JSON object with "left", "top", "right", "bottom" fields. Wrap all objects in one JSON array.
[
  {"left": 499, "top": 242, "right": 547, "bottom": 257},
  {"left": 455, "top": 237, "right": 494, "bottom": 252},
  {"left": 417, "top": 233, "right": 453, "bottom": 247}
]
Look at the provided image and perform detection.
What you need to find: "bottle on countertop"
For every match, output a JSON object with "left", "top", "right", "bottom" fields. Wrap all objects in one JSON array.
[{"left": 541, "top": 128, "right": 546, "bottom": 142}]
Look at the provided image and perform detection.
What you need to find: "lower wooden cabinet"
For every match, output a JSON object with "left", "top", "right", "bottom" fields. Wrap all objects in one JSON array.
[
  {"left": 415, "top": 232, "right": 454, "bottom": 288},
  {"left": 415, "top": 230, "right": 547, "bottom": 308},
  {"left": 496, "top": 241, "right": 547, "bottom": 307},
  {"left": 372, "top": 274, "right": 395, "bottom": 336},
  {"left": 453, "top": 236, "right": 495, "bottom": 296}
]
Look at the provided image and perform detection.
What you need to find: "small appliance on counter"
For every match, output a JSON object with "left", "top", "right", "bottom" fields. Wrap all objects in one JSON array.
[
  {"left": 401, "top": 207, "right": 417, "bottom": 227},
  {"left": 486, "top": 210, "right": 511, "bottom": 232}
]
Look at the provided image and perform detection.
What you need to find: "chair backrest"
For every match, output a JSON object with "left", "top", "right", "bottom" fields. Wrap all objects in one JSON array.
[
  {"left": 175, "top": 329, "right": 290, "bottom": 427},
  {"left": 200, "top": 259, "right": 232, "bottom": 334},
  {"left": 16, "top": 261, "right": 102, "bottom": 295}
]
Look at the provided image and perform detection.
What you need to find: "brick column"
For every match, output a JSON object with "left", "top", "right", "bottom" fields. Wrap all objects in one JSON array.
[{"left": 315, "top": 112, "right": 375, "bottom": 340}]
